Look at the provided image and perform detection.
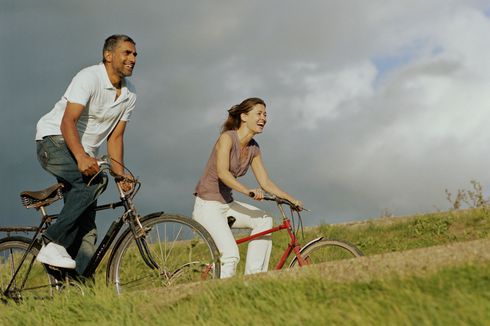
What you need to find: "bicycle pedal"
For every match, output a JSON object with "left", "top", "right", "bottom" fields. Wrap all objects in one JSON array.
[
  {"left": 45, "top": 265, "right": 79, "bottom": 279},
  {"left": 46, "top": 264, "right": 71, "bottom": 271},
  {"left": 45, "top": 264, "right": 62, "bottom": 273},
  {"left": 44, "top": 265, "right": 63, "bottom": 277}
]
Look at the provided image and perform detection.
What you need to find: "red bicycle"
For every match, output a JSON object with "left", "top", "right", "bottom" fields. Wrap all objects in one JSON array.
[{"left": 230, "top": 193, "right": 363, "bottom": 270}]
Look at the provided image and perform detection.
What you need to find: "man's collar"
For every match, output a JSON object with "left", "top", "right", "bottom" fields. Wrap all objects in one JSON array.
[{"left": 99, "top": 62, "right": 126, "bottom": 90}]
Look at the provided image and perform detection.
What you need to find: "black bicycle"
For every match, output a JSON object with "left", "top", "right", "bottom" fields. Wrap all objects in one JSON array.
[{"left": 0, "top": 157, "right": 220, "bottom": 301}]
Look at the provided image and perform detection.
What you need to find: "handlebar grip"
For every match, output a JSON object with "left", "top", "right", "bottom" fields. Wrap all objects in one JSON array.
[
  {"left": 97, "top": 155, "right": 110, "bottom": 167},
  {"left": 250, "top": 191, "right": 276, "bottom": 202}
]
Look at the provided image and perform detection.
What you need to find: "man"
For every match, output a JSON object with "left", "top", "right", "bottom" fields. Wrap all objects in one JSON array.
[{"left": 35, "top": 34, "right": 138, "bottom": 274}]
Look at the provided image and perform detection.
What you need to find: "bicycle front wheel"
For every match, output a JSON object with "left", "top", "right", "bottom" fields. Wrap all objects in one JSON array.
[
  {"left": 0, "top": 237, "right": 56, "bottom": 301},
  {"left": 289, "top": 238, "right": 363, "bottom": 268},
  {"left": 107, "top": 214, "right": 221, "bottom": 294}
]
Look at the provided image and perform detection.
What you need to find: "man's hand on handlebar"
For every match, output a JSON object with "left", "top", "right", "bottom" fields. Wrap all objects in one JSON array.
[
  {"left": 116, "top": 173, "right": 135, "bottom": 193},
  {"left": 78, "top": 155, "right": 100, "bottom": 176}
]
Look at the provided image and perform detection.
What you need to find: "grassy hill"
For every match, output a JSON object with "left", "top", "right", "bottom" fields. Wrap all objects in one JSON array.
[{"left": 1, "top": 207, "right": 490, "bottom": 325}]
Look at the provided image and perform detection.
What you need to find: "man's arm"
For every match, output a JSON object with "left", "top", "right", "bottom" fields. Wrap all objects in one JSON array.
[
  {"left": 60, "top": 102, "right": 99, "bottom": 176},
  {"left": 107, "top": 120, "right": 127, "bottom": 176}
]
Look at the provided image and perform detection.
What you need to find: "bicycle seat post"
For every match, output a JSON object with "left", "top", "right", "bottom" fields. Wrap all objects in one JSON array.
[{"left": 39, "top": 205, "right": 49, "bottom": 219}]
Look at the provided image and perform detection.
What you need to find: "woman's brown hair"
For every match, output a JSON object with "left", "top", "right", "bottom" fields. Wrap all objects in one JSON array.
[{"left": 221, "top": 97, "right": 266, "bottom": 133}]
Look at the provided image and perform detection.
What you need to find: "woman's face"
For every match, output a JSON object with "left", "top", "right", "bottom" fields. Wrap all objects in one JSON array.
[{"left": 241, "top": 104, "right": 267, "bottom": 134}]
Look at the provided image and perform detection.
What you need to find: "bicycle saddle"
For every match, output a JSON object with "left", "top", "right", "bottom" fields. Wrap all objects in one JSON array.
[
  {"left": 227, "top": 216, "right": 236, "bottom": 228},
  {"left": 20, "top": 183, "right": 64, "bottom": 201}
]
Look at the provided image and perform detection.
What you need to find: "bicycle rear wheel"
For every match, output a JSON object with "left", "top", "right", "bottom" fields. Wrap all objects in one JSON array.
[
  {"left": 107, "top": 214, "right": 221, "bottom": 294},
  {"left": 0, "top": 237, "right": 56, "bottom": 301},
  {"left": 289, "top": 238, "right": 363, "bottom": 268}
]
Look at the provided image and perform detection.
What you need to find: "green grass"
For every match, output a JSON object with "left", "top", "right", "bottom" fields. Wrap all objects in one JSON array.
[
  {"left": 312, "top": 208, "right": 490, "bottom": 255},
  {"left": 2, "top": 262, "right": 490, "bottom": 325},
  {"left": 1, "top": 207, "right": 490, "bottom": 325},
  {"left": 155, "top": 263, "right": 490, "bottom": 325}
]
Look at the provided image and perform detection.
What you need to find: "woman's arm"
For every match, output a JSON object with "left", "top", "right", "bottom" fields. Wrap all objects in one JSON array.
[{"left": 251, "top": 154, "right": 303, "bottom": 207}]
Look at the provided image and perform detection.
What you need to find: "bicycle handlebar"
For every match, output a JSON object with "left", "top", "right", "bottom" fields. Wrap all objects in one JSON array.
[
  {"left": 96, "top": 156, "right": 133, "bottom": 181},
  {"left": 248, "top": 191, "right": 303, "bottom": 210},
  {"left": 97, "top": 156, "right": 111, "bottom": 167},
  {"left": 95, "top": 156, "right": 119, "bottom": 179},
  {"left": 92, "top": 155, "right": 140, "bottom": 198}
]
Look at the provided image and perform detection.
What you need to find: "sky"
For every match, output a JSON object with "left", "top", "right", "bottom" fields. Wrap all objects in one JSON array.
[{"left": 2, "top": 0, "right": 490, "bottom": 233}]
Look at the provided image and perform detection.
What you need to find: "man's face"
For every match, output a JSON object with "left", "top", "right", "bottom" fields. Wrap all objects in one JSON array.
[{"left": 106, "top": 40, "right": 137, "bottom": 78}]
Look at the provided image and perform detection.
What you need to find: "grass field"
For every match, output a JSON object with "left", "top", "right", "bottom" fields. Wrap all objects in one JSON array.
[{"left": 1, "top": 207, "right": 490, "bottom": 325}]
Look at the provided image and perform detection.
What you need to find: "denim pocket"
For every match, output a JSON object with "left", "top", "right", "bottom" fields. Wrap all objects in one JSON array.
[
  {"left": 36, "top": 141, "right": 49, "bottom": 169},
  {"left": 37, "top": 136, "right": 73, "bottom": 172},
  {"left": 46, "top": 135, "right": 66, "bottom": 148}
]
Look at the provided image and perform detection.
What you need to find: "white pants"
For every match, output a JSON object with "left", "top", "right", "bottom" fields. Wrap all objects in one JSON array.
[{"left": 192, "top": 196, "right": 273, "bottom": 278}]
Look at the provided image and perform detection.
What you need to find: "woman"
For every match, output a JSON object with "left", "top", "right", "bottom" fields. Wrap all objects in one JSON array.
[{"left": 192, "top": 97, "right": 303, "bottom": 278}]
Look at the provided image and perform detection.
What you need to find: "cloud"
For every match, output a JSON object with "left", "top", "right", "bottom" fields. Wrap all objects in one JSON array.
[{"left": 1, "top": 0, "right": 490, "bottom": 232}]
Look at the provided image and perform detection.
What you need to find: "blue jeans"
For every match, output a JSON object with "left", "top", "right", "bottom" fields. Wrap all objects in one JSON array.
[{"left": 36, "top": 136, "right": 107, "bottom": 274}]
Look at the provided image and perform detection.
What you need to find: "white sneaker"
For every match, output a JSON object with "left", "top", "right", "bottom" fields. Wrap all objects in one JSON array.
[{"left": 36, "top": 242, "right": 76, "bottom": 269}]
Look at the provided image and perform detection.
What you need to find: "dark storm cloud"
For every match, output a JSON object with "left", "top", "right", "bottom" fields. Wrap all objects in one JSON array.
[{"left": 2, "top": 1, "right": 490, "bottom": 233}]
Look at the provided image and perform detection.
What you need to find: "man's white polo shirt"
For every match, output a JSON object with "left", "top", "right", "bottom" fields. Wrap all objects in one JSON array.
[{"left": 36, "top": 63, "right": 136, "bottom": 157}]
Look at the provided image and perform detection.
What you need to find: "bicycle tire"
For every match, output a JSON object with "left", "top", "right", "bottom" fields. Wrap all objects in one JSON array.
[
  {"left": 0, "top": 236, "right": 57, "bottom": 301},
  {"left": 107, "top": 214, "right": 221, "bottom": 294},
  {"left": 289, "top": 238, "right": 363, "bottom": 268}
]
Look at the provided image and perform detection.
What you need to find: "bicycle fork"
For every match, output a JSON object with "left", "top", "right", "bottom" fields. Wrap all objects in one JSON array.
[
  {"left": 128, "top": 217, "right": 160, "bottom": 270},
  {"left": 121, "top": 194, "right": 160, "bottom": 271}
]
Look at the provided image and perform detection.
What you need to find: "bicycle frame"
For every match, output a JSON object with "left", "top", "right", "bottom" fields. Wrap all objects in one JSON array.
[
  {"left": 234, "top": 206, "right": 307, "bottom": 269},
  {"left": 82, "top": 201, "right": 162, "bottom": 277},
  {"left": 79, "top": 200, "right": 127, "bottom": 277},
  {"left": 1, "top": 171, "right": 161, "bottom": 297}
]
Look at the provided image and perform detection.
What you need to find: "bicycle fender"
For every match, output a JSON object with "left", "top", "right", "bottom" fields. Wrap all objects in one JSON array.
[
  {"left": 288, "top": 236, "right": 324, "bottom": 268},
  {"left": 0, "top": 236, "right": 40, "bottom": 247},
  {"left": 138, "top": 212, "right": 165, "bottom": 223}
]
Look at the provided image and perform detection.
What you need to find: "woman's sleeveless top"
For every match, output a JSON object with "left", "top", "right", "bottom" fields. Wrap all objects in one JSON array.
[{"left": 194, "top": 130, "right": 261, "bottom": 203}]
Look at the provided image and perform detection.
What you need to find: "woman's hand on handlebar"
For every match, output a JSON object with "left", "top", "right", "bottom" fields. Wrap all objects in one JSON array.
[
  {"left": 248, "top": 188, "right": 265, "bottom": 201},
  {"left": 248, "top": 189, "right": 305, "bottom": 211},
  {"left": 290, "top": 198, "right": 304, "bottom": 211}
]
